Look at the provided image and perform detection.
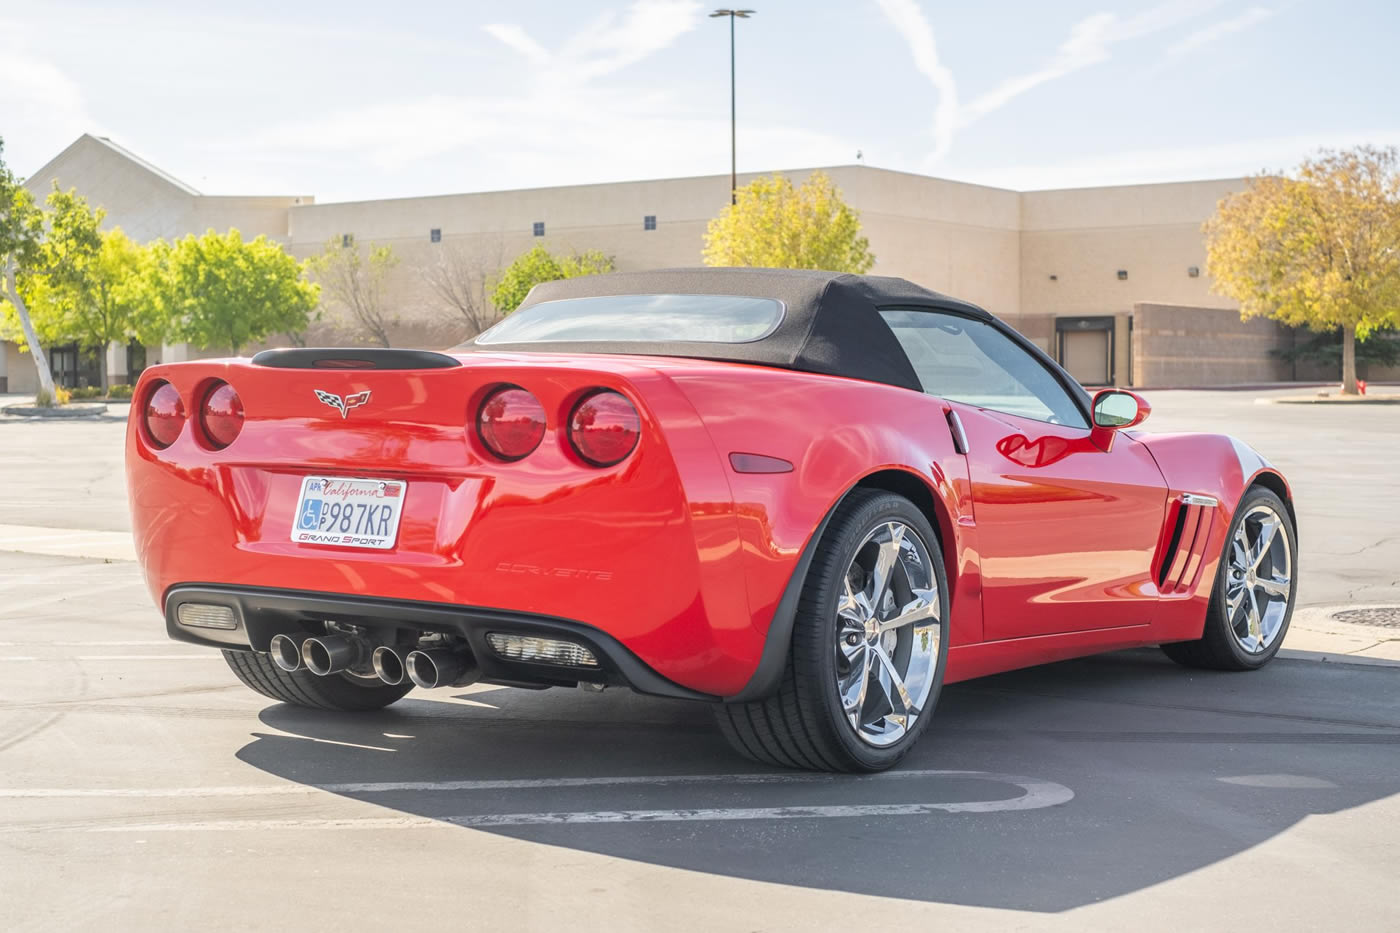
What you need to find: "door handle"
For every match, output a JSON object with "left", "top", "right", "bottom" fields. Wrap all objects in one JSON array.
[{"left": 945, "top": 409, "right": 969, "bottom": 454}]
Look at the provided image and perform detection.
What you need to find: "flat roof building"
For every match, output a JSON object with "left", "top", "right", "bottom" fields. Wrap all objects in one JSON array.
[{"left": 3, "top": 133, "right": 1371, "bottom": 394}]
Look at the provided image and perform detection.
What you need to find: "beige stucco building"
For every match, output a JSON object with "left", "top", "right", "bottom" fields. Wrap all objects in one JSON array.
[{"left": 1, "top": 133, "right": 1362, "bottom": 394}]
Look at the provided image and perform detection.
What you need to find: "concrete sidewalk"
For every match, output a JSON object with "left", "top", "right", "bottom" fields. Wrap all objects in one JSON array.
[{"left": 0, "top": 521, "right": 1393, "bottom": 668}]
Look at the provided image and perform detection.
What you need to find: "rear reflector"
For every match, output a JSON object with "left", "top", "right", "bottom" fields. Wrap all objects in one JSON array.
[
  {"left": 175, "top": 603, "right": 238, "bottom": 630},
  {"left": 199, "top": 380, "right": 244, "bottom": 449},
  {"left": 568, "top": 390, "right": 640, "bottom": 466},
  {"left": 477, "top": 386, "right": 547, "bottom": 460},
  {"left": 729, "top": 452, "right": 794, "bottom": 474},
  {"left": 486, "top": 633, "right": 599, "bottom": 667},
  {"left": 143, "top": 381, "right": 186, "bottom": 449}
]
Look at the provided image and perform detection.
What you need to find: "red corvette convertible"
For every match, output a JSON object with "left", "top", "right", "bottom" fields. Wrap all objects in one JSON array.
[{"left": 127, "top": 268, "right": 1298, "bottom": 772}]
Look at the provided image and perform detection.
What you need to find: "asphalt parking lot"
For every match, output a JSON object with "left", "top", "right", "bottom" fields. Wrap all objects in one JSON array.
[{"left": 2, "top": 389, "right": 1399, "bottom": 931}]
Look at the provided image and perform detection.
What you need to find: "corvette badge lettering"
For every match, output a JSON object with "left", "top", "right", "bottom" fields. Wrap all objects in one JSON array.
[{"left": 314, "top": 389, "right": 371, "bottom": 419}]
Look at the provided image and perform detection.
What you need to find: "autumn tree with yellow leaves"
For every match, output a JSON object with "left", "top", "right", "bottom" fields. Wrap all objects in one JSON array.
[
  {"left": 1205, "top": 146, "right": 1400, "bottom": 394},
  {"left": 703, "top": 171, "right": 874, "bottom": 274}
]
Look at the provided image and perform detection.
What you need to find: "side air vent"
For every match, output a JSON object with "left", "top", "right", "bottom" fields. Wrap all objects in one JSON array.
[
  {"left": 1156, "top": 493, "right": 1219, "bottom": 595},
  {"left": 251, "top": 348, "right": 461, "bottom": 370}
]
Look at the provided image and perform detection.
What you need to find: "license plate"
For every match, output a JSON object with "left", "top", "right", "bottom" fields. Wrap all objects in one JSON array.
[{"left": 290, "top": 476, "right": 406, "bottom": 550}]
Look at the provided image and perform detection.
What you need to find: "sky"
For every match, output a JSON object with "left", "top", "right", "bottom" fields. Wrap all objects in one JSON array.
[{"left": 2, "top": 0, "right": 1397, "bottom": 203}]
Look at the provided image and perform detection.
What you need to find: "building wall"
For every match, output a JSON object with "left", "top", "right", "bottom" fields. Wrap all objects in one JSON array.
[
  {"left": 278, "top": 166, "right": 1027, "bottom": 350},
  {"left": 1132, "top": 303, "right": 1294, "bottom": 385},
  {"left": 25, "top": 135, "right": 1366, "bottom": 393},
  {"left": 1018, "top": 179, "right": 1241, "bottom": 322}
]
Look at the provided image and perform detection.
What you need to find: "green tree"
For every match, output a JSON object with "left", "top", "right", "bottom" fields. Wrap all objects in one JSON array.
[
  {"left": 164, "top": 229, "right": 319, "bottom": 354},
  {"left": 1205, "top": 146, "right": 1400, "bottom": 394},
  {"left": 703, "top": 171, "right": 875, "bottom": 273},
  {"left": 490, "top": 245, "right": 615, "bottom": 314},
  {"left": 307, "top": 238, "right": 399, "bottom": 347},
  {"left": 8, "top": 187, "right": 151, "bottom": 391},
  {"left": 0, "top": 137, "right": 58, "bottom": 403}
]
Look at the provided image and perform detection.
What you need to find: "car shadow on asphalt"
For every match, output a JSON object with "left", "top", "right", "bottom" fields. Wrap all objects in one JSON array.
[{"left": 236, "top": 649, "right": 1400, "bottom": 912}]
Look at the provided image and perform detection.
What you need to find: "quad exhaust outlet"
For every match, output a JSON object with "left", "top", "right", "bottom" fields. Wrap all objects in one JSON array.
[
  {"left": 404, "top": 648, "right": 480, "bottom": 689},
  {"left": 371, "top": 645, "right": 406, "bottom": 685},
  {"left": 300, "top": 634, "right": 366, "bottom": 676},
  {"left": 269, "top": 633, "right": 476, "bottom": 688},
  {"left": 270, "top": 632, "right": 311, "bottom": 673}
]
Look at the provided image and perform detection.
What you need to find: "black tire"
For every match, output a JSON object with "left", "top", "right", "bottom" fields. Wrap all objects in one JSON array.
[
  {"left": 222, "top": 649, "right": 413, "bottom": 712},
  {"left": 715, "top": 489, "right": 951, "bottom": 772},
  {"left": 1161, "top": 485, "right": 1297, "bottom": 671}
]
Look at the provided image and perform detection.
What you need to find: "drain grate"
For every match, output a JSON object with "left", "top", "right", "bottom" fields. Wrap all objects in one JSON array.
[{"left": 1333, "top": 607, "right": 1400, "bottom": 629}]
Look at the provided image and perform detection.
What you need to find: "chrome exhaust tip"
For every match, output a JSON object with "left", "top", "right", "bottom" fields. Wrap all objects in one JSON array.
[
  {"left": 372, "top": 646, "right": 406, "bottom": 685},
  {"left": 404, "top": 648, "right": 479, "bottom": 689},
  {"left": 270, "top": 633, "right": 310, "bottom": 673},
  {"left": 301, "top": 635, "right": 363, "bottom": 676}
]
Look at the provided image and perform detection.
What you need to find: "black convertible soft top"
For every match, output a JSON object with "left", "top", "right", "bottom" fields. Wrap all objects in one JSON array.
[{"left": 462, "top": 267, "right": 992, "bottom": 392}]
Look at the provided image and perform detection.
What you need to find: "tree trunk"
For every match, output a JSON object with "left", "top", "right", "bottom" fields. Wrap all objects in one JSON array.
[
  {"left": 98, "top": 347, "right": 109, "bottom": 395},
  {"left": 1341, "top": 324, "right": 1358, "bottom": 395},
  {"left": 3, "top": 260, "right": 58, "bottom": 402}
]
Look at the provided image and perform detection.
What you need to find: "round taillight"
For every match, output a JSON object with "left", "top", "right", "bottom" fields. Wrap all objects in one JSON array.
[
  {"left": 569, "top": 390, "right": 640, "bottom": 467},
  {"left": 143, "top": 380, "right": 185, "bottom": 449},
  {"left": 200, "top": 381, "right": 244, "bottom": 449},
  {"left": 477, "top": 386, "right": 546, "bottom": 461}
]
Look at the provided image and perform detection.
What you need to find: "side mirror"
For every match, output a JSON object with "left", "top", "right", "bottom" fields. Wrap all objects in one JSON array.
[{"left": 1090, "top": 389, "right": 1150, "bottom": 451}]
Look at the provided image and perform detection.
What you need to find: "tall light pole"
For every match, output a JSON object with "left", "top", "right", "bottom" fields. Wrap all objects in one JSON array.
[{"left": 710, "top": 9, "right": 754, "bottom": 205}]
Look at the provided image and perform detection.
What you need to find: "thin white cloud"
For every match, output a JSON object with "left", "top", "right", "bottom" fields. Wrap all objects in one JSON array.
[
  {"left": 963, "top": 129, "right": 1400, "bottom": 190},
  {"left": 873, "top": 0, "right": 959, "bottom": 160},
  {"left": 0, "top": 21, "right": 98, "bottom": 174},
  {"left": 487, "top": 1, "right": 704, "bottom": 83},
  {"left": 879, "top": 1, "right": 1229, "bottom": 165},
  {"left": 964, "top": 0, "right": 1225, "bottom": 120},
  {"left": 482, "top": 24, "right": 551, "bottom": 64},
  {"left": 557, "top": 1, "right": 704, "bottom": 81},
  {"left": 1168, "top": 6, "right": 1275, "bottom": 56},
  {"left": 225, "top": 1, "right": 854, "bottom": 197}
]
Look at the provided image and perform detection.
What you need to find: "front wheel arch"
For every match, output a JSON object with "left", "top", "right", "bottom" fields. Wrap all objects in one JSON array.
[{"left": 1248, "top": 469, "right": 1296, "bottom": 527}]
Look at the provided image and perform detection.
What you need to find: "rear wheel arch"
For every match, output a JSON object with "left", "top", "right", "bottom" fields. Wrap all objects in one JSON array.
[
  {"left": 853, "top": 467, "right": 957, "bottom": 586},
  {"left": 727, "top": 464, "right": 958, "bottom": 703}
]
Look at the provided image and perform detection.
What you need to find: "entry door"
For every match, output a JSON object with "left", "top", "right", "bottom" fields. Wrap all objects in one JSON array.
[
  {"left": 949, "top": 402, "right": 1168, "bottom": 640},
  {"left": 879, "top": 307, "right": 1168, "bottom": 642},
  {"left": 1061, "top": 330, "right": 1109, "bottom": 385}
]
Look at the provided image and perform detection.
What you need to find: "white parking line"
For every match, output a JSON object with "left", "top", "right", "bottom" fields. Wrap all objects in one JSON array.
[
  {"left": 0, "top": 770, "right": 1074, "bottom": 831},
  {"left": 0, "top": 654, "right": 220, "bottom": 661},
  {"left": 0, "top": 769, "right": 1068, "bottom": 798},
  {"left": 0, "top": 641, "right": 171, "bottom": 647},
  {"left": 0, "top": 523, "right": 136, "bottom": 562}
]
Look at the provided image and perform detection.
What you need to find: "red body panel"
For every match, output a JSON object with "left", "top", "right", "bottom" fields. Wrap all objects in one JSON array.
[{"left": 126, "top": 352, "right": 1289, "bottom": 697}]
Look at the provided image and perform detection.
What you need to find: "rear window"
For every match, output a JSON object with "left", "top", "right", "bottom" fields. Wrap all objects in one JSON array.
[{"left": 475, "top": 294, "right": 785, "bottom": 345}]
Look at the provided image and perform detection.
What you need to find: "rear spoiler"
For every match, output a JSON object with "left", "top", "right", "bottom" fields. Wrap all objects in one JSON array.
[{"left": 251, "top": 348, "right": 461, "bottom": 370}]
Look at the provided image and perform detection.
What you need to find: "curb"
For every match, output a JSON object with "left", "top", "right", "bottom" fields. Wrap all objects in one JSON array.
[
  {"left": 1277, "top": 649, "right": 1400, "bottom": 669},
  {"left": 1, "top": 402, "right": 110, "bottom": 419},
  {"left": 1260, "top": 396, "right": 1400, "bottom": 406}
]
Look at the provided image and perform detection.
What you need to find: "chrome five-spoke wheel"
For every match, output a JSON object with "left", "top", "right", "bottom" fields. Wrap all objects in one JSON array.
[
  {"left": 715, "top": 490, "right": 949, "bottom": 771},
  {"left": 1225, "top": 502, "right": 1293, "bottom": 654},
  {"left": 835, "top": 520, "right": 942, "bottom": 747}
]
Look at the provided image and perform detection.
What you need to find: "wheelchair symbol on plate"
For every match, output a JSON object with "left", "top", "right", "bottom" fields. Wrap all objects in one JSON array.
[{"left": 299, "top": 499, "right": 323, "bottom": 530}]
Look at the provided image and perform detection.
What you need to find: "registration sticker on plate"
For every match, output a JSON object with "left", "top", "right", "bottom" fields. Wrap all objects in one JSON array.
[{"left": 290, "top": 476, "right": 407, "bottom": 550}]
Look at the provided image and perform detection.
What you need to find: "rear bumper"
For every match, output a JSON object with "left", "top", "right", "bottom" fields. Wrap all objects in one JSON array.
[{"left": 166, "top": 584, "right": 716, "bottom": 701}]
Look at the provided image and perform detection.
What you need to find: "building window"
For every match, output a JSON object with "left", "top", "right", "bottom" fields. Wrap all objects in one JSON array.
[
  {"left": 644, "top": 215, "right": 657, "bottom": 231},
  {"left": 341, "top": 233, "right": 354, "bottom": 248},
  {"left": 533, "top": 222, "right": 545, "bottom": 237},
  {"left": 430, "top": 228, "right": 441, "bottom": 243}
]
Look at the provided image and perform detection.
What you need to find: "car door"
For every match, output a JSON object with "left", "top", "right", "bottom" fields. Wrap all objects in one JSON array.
[{"left": 881, "top": 308, "right": 1169, "bottom": 640}]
